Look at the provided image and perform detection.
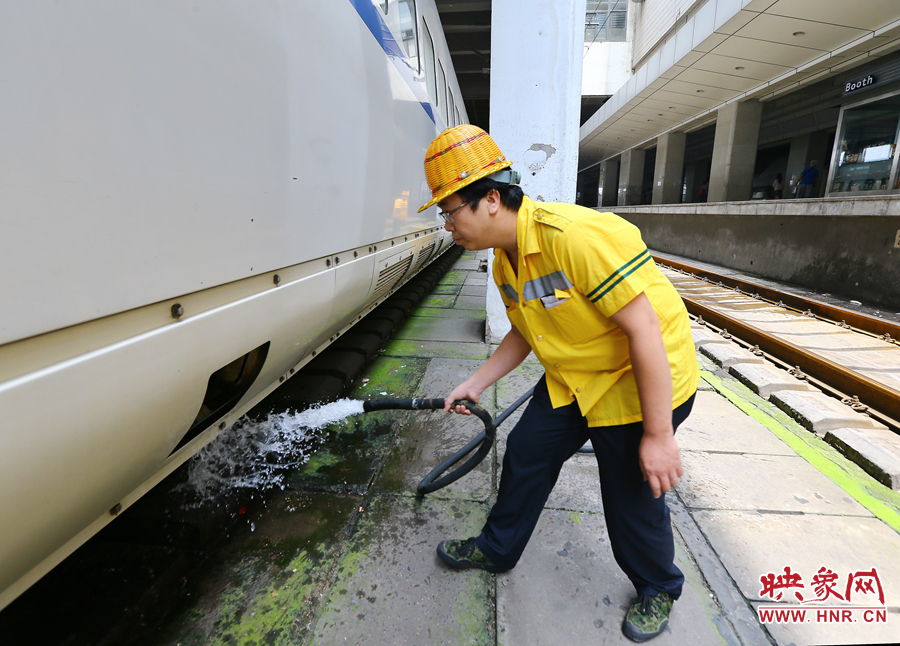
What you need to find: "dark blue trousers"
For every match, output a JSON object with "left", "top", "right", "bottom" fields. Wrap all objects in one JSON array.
[{"left": 476, "top": 376, "right": 695, "bottom": 598}]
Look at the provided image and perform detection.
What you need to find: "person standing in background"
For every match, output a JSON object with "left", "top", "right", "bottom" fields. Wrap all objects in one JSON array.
[
  {"left": 795, "top": 161, "right": 819, "bottom": 198},
  {"left": 772, "top": 173, "right": 784, "bottom": 199}
]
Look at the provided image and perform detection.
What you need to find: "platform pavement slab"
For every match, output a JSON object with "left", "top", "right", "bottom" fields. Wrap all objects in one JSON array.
[
  {"left": 391, "top": 316, "right": 486, "bottom": 344},
  {"left": 677, "top": 394, "right": 797, "bottom": 456},
  {"left": 309, "top": 495, "right": 493, "bottom": 646},
  {"left": 679, "top": 452, "right": 875, "bottom": 515},
  {"left": 694, "top": 510, "right": 900, "bottom": 645},
  {"left": 496, "top": 511, "right": 737, "bottom": 646}
]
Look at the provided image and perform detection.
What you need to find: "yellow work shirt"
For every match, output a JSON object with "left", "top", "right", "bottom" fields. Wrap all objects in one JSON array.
[{"left": 493, "top": 196, "right": 699, "bottom": 427}]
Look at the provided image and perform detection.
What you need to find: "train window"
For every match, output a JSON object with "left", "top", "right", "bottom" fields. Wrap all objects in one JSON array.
[
  {"left": 398, "top": 0, "right": 418, "bottom": 66},
  {"left": 422, "top": 20, "right": 437, "bottom": 107},
  {"left": 438, "top": 61, "right": 447, "bottom": 123},
  {"left": 376, "top": 0, "right": 388, "bottom": 15},
  {"left": 448, "top": 88, "right": 456, "bottom": 126}
]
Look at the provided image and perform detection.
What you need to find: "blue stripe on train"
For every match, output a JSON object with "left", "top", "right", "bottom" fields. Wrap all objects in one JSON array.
[{"left": 347, "top": 0, "right": 438, "bottom": 125}]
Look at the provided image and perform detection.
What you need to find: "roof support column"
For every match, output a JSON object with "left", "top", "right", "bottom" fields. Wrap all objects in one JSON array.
[
  {"left": 617, "top": 148, "right": 645, "bottom": 205},
  {"left": 708, "top": 100, "right": 763, "bottom": 203},
  {"left": 652, "top": 131, "right": 686, "bottom": 204},
  {"left": 600, "top": 158, "right": 620, "bottom": 207},
  {"left": 490, "top": 0, "right": 586, "bottom": 202}
]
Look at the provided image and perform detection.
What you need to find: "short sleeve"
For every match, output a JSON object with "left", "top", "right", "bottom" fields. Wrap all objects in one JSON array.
[{"left": 556, "top": 215, "right": 658, "bottom": 318}]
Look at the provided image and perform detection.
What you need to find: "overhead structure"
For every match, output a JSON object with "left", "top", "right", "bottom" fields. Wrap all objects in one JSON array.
[
  {"left": 580, "top": 0, "right": 900, "bottom": 170},
  {"left": 436, "top": 1, "right": 492, "bottom": 130}
]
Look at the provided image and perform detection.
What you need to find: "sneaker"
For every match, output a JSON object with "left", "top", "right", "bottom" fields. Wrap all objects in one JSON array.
[
  {"left": 437, "top": 537, "right": 507, "bottom": 573},
  {"left": 622, "top": 592, "right": 674, "bottom": 642}
]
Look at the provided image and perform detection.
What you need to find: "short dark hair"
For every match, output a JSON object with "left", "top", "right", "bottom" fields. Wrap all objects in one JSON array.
[{"left": 455, "top": 177, "right": 525, "bottom": 212}]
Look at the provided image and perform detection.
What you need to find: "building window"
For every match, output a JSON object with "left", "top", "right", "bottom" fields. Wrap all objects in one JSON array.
[
  {"left": 828, "top": 93, "right": 900, "bottom": 195},
  {"left": 586, "top": 1, "right": 627, "bottom": 44}
]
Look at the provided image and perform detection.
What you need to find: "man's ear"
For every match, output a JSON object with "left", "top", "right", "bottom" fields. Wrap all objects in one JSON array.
[{"left": 485, "top": 188, "right": 502, "bottom": 214}]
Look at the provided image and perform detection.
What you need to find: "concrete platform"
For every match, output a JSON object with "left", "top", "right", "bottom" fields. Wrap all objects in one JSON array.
[{"left": 145, "top": 249, "right": 900, "bottom": 646}]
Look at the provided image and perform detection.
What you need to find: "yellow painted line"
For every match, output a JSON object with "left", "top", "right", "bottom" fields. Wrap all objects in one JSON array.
[{"left": 700, "top": 370, "right": 900, "bottom": 535}]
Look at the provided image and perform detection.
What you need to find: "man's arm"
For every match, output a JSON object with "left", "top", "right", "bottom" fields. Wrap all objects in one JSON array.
[
  {"left": 443, "top": 325, "right": 532, "bottom": 413},
  {"left": 609, "top": 292, "right": 683, "bottom": 498}
]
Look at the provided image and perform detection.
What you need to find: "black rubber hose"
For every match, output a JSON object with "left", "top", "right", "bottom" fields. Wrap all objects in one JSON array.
[{"left": 362, "top": 398, "right": 494, "bottom": 495}]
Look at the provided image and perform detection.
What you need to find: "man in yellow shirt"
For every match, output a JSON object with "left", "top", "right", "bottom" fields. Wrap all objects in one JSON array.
[{"left": 418, "top": 125, "right": 699, "bottom": 643}]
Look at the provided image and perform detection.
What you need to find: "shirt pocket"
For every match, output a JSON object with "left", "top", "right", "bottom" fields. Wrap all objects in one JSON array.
[{"left": 544, "top": 296, "right": 599, "bottom": 345}]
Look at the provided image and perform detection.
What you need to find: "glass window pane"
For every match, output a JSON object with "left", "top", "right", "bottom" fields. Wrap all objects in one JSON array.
[
  {"left": 376, "top": 0, "right": 388, "bottom": 15},
  {"left": 422, "top": 20, "right": 436, "bottom": 107},
  {"left": 448, "top": 88, "right": 456, "bottom": 126},
  {"left": 831, "top": 96, "right": 900, "bottom": 193},
  {"left": 585, "top": 0, "right": 626, "bottom": 44},
  {"left": 438, "top": 60, "right": 447, "bottom": 123},
  {"left": 608, "top": 11, "right": 627, "bottom": 41},
  {"left": 398, "top": 0, "right": 417, "bottom": 66}
]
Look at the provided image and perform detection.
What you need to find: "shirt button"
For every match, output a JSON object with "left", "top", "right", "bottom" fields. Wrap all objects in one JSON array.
[
  {"left": 537, "top": 335, "right": 543, "bottom": 341},
  {"left": 575, "top": 387, "right": 582, "bottom": 393},
  {"left": 554, "top": 363, "right": 560, "bottom": 368},
  {"left": 522, "top": 301, "right": 527, "bottom": 307},
  {"left": 536, "top": 213, "right": 543, "bottom": 220}
]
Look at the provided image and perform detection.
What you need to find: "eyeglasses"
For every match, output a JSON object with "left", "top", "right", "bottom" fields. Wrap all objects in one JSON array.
[{"left": 438, "top": 200, "right": 469, "bottom": 225}]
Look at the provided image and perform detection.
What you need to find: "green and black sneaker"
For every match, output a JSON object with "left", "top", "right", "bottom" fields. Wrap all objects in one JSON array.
[
  {"left": 622, "top": 592, "right": 674, "bottom": 642},
  {"left": 437, "top": 537, "right": 507, "bottom": 574}
]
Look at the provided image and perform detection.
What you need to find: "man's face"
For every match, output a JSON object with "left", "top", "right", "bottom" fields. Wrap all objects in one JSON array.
[{"left": 438, "top": 194, "right": 481, "bottom": 250}]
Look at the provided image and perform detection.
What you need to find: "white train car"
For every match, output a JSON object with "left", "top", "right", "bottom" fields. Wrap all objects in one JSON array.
[{"left": 0, "top": 0, "right": 466, "bottom": 610}]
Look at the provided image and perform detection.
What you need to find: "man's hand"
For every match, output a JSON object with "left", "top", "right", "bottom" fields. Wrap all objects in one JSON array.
[
  {"left": 443, "top": 380, "right": 482, "bottom": 414},
  {"left": 639, "top": 431, "right": 683, "bottom": 498}
]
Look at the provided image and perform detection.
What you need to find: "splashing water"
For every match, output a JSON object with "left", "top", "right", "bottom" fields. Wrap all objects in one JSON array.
[{"left": 181, "top": 399, "right": 366, "bottom": 500}]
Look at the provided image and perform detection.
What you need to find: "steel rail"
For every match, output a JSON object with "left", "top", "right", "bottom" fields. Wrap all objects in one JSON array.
[
  {"left": 654, "top": 256, "right": 900, "bottom": 342},
  {"left": 682, "top": 297, "right": 900, "bottom": 428}
]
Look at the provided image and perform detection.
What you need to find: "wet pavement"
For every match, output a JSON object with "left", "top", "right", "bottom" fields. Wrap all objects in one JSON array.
[
  {"left": 7, "top": 249, "right": 900, "bottom": 645},
  {"left": 141, "top": 248, "right": 900, "bottom": 646}
]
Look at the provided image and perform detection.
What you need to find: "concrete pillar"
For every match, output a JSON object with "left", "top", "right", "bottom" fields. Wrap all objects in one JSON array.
[
  {"left": 618, "top": 148, "right": 645, "bottom": 206},
  {"left": 487, "top": 0, "right": 586, "bottom": 342},
  {"left": 708, "top": 100, "right": 763, "bottom": 202},
  {"left": 600, "top": 158, "right": 619, "bottom": 207},
  {"left": 490, "top": 0, "right": 587, "bottom": 203},
  {"left": 652, "top": 131, "right": 686, "bottom": 204}
]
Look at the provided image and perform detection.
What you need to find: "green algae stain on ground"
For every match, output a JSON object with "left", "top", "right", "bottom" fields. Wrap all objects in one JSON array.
[
  {"left": 299, "top": 450, "right": 340, "bottom": 476},
  {"left": 437, "top": 270, "right": 469, "bottom": 286},
  {"left": 152, "top": 492, "right": 362, "bottom": 646},
  {"left": 310, "top": 495, "right": 492, "bottom": 645},
  {"left": 381, "top": 339, "right": 489, "bottom": 360},
  {"left": 700, "top": 369, "right": 900, "bottom": 534}
]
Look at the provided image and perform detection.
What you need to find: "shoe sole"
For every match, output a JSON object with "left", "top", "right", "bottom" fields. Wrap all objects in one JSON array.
[
  {"left": 622, "top": 617, "right": 668, "bottom": 643},
  {"left": 436, "top": 542, "right": 507, "bottom": 574}
]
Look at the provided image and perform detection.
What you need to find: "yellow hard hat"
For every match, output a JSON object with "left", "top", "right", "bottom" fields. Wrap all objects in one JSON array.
[{"left": 418, "top": 124, "right": 513, "bottom": 213}]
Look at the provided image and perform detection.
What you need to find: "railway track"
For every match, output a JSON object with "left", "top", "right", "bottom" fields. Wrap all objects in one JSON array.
[{"left": 654, "top": 255, "right": 900, "bottom": 488}]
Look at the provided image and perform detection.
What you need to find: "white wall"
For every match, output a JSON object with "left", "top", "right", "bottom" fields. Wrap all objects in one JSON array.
[
  {"left": 582, "top": 41, "right": 632, "bottom": 95},
  {"left": 632, "top": 0, "right": 704, "bottom": 64}
]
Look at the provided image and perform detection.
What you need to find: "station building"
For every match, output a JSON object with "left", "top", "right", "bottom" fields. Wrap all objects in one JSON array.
[{"left": 576, "top": 0, "right": 900, "bottom": 207}]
